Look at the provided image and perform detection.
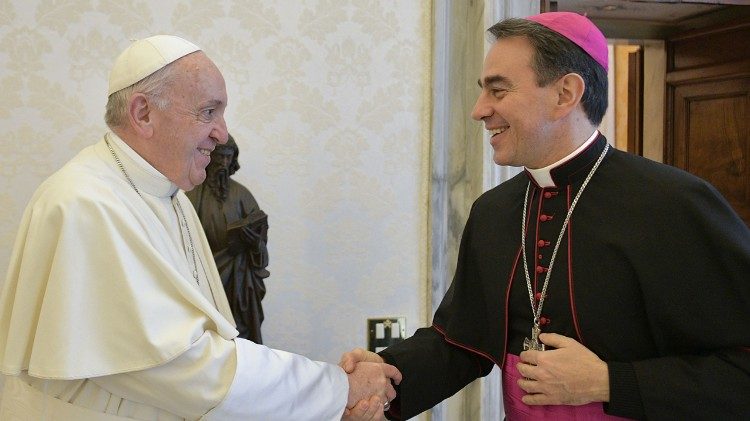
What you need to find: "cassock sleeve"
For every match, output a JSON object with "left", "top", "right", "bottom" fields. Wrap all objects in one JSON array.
[
  {"left": 92, "top": 332, "right": 348, "bottom": 420},
  {"left": 380, "top": 327, "right": 494, "bottom": 420},
  {"left": 378, "top": 209, "right": 496, "bottom": 420}
]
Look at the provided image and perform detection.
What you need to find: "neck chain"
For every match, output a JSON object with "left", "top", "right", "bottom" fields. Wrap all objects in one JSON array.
[
  {"left": 520, "top": 143, "right": 609, "bottom": 351},
  {"left": 104, "top": 135, "right": 201, "bottom": 285}
]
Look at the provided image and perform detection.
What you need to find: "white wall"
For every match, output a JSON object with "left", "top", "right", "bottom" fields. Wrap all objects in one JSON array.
[{"left": 0, "top": 0, "right": 431, "bottom": 370}]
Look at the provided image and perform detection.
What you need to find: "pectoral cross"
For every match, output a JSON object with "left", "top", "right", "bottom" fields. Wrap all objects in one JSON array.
[{"left": 523, "top": 324, "right": 545, "bottom": 351}]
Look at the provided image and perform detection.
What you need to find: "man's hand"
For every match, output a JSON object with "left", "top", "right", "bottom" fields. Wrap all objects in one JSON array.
[
  {"left": 342, "top": 395, "right": 386, "bottom": 421},
  {"left": 346, "top": 361, "right": 402, "bottom": 408},
  {"left": 516, "top": 333, "right": 610, "bottom": 406},
  {"left": 340, "top": 347, "right": 385, "bottom": 373}
]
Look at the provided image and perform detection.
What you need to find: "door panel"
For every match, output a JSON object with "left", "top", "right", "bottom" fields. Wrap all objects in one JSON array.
[
  {"left": 666, "top": 20, "right": 750, "bottom": 226},
  {"left": 672, "top": 78, "right": 749, "bottom": 222}
]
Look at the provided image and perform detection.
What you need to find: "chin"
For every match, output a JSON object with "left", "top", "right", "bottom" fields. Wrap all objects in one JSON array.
[
  {"left": 187, "top": 178, "right": 206, "bottom": 190},
  {"left": 493, "top": 153, "right": 510, "bottom": 166},
  {"left": 187, "top": 170, "right": 207, "bottom": 187}
]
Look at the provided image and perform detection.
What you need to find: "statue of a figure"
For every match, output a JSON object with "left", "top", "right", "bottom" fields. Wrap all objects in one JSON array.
[{"left": 187, "top": 134, "right": 270, "bottom": 343}]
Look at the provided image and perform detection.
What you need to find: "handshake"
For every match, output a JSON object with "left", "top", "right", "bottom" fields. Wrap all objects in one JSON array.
[{"left": 340, "top": 348, "right": 402, "bottom": 421}]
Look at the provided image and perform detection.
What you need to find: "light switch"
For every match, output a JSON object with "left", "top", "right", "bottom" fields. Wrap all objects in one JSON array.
[
  {"left": 375, "top": 323, "right": 385, "bottom": 339},
  {"left": 367, "top": 317, "right": 406, "bottom": 352}
]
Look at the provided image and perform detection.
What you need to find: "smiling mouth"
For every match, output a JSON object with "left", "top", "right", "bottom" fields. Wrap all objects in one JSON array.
[
  {"left": 198, "top": 148, "right": 212, "bottom": 156},
  {"left": 490, "top": 126, "right": 509, "bottom": 136}
]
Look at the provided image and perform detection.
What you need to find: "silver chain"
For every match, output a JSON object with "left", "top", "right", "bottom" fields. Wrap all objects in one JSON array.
[
  {"left": 173, "top": 197, "right": 200, "bottom": 283},
  {"left": 521, "top": 143, "right": 609, "bottom": 327},
  {"left": 104, "top": 135, "right": 201, "bottom": 285},
  {"left": 105, "top": 135, "right": 141, "bottom": 197}
]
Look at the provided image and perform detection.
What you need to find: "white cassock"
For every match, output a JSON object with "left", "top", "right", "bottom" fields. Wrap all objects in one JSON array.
[{"left": 0, "top": 133, "right": 348, "bottom": 420}]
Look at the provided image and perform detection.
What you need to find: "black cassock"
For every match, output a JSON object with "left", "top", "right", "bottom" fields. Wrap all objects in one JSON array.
[{"left": 380, "top": 135, "right": 750, "bottom": 420}]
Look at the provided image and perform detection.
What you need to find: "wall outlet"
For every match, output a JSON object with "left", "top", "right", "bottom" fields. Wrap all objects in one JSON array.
[{"left": 367, "top": 317, "right": 406, "bottom": 352}]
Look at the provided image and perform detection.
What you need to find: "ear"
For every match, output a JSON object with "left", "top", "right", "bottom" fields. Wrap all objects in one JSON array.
[
  {"left": 127, "top": 93, "right": 155, "bottom": 138},
  {"left": 551, "top": 72, "right": 585, "bottom": 120}
]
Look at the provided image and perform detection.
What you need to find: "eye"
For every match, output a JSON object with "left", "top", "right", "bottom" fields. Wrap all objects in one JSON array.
[
  {"left": 490, "top": 88, "right": 507, "bottom": 99},
  {"left": 199, "top": 108, "right": 215, "bottom": 121}
]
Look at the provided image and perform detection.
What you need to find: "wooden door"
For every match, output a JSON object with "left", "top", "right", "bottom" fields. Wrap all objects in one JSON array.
[{"left": 665, "top": 20, "right": 750, "bottom": 226}]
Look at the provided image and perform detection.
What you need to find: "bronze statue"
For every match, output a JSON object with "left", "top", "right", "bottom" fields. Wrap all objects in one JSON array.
[{"left": 187, "top": 134, "right": 270, "bottom": 343}]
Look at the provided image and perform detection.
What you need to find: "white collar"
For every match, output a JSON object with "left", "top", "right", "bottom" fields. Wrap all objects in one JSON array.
[
  {"left": 105, "top": 132, "right": 179, "bottom": 198},
  {"left": 525, "top": 130, "right": 599, "bottom": 188}
]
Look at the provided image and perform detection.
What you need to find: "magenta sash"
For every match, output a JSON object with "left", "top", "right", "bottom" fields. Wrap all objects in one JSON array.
[{"left": 502, "top": 353, "right": 631, "bottom": 420}]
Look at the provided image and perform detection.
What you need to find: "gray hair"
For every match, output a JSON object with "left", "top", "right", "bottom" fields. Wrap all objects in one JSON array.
[{"left": 104, "top": 62, "right": 179, "bottom": 130}]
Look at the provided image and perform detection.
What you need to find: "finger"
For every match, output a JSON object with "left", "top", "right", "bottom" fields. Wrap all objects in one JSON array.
[
  {"left": 382, "top": 364, "right": 403, "bottom": 384},
  {"left": 517, "top": 349, "right": 540, "bottom": 366},
  {"left": 516, "top": 377, "right": 542, "bottom": 394},
  {"left": 357, "top": 396, "right": 378, "bottom": 419},
  {"left": 339, "top": 358, "right": 355, "bottom": 373},
  {"left": 338, "top": 348, "right": 361, "bottom": 371},
  {"left": 538, "top": 332, "right": 574, "bottom": 348},
  {"left": 515, "top": 362, "right": 534, "bottom": 380},
  {"left": 385, "top": 384, "right": 397, "bottom": 402},
  {"left": 364, "top": 396, "right": 382, "bottom": 419},
  {"left": 522, "top": 392, "right": 555, "bottom": 406},
  {"left": 345, "top": 397, "right": 373, "bottom": 420},
  {"left": 374, "top": 400, "right": 387, "bottom": 421},
  {"left": 339, "top": 348, "right": 366, "bottom": 373}
]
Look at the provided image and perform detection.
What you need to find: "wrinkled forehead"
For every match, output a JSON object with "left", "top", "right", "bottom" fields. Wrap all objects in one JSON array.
[{"left": 171, "top": 52, "right": 228, "bottom": 104}]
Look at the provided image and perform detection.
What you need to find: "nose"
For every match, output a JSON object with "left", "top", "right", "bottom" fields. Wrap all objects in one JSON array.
[
  {"left": 212, "top": 115, "right": 229, "bottom": 145},
  {"left": 471, "top": 93, "right": 492, "bottom": 122}
]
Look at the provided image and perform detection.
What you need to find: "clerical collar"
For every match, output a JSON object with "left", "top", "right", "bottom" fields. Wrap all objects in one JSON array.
[
  {"left": 525, "top": 130, "right": 601, "bottom": 188},
  {"left": 105, "top": 132, "right": 179, "bottom": 198}
]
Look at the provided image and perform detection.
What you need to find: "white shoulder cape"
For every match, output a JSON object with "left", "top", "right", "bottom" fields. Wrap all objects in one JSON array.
[{"left": 0, "top": 141, "right": 238, "bottom": 379}]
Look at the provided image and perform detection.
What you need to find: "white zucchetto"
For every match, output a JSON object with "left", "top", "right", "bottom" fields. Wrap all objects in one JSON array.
[{"left": 108, "top": 35, "right": 201, "bottom": 95}]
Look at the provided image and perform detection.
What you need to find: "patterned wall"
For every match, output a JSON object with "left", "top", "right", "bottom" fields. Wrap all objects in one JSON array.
[{"left": 0, "top": 0, "right": 431, "bottom": 366}]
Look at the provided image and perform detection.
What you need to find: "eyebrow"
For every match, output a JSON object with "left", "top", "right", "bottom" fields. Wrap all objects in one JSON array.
[
  {"left": 478, "top": 75, "right": 511, "bottom": 88},
  {"left": 201, "top": 99, "right": 225, "bottom": 109}
]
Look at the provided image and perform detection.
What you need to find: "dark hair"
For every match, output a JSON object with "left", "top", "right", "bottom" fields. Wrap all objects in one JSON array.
[
  {"left": 487, "top": 18, "right": 608, "bottom": 126},
  {"left": 215, "top": 133, "right": 241, "bottom": 176}
]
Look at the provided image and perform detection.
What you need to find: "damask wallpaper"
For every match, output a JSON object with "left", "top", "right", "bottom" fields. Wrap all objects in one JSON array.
[{"left": 0, "top": 0, "right": 431, "bottom": 367}]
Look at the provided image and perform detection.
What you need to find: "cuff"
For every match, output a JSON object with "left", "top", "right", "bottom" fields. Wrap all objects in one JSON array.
[
  {"left": 605, "top": 361, "right": 645, "bottom": 420},
  {"left": 379, "top": 351, "right": 402, "bottom": 420}
]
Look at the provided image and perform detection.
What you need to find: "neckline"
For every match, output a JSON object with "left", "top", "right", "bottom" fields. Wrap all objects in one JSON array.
[
  {"left": 104, "top": 132, "right": 179, "bottom": 198},
  {"left": 524, "top": 131, "right": 607, "bottom": 188}
]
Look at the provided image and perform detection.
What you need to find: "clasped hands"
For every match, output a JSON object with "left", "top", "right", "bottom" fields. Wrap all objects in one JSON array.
[{"left": 340, "top": 348, "right": 397, "bottom": 420}]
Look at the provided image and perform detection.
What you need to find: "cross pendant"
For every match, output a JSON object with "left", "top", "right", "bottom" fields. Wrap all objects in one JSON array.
[{"left": 523, "top": 324, "right": 545, "bottom": 351}]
